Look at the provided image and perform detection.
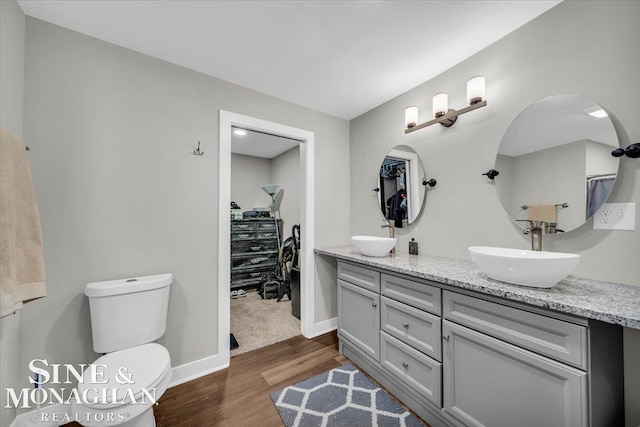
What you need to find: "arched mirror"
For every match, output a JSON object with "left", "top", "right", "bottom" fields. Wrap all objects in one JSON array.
[
  {"left": 494, "top": 94, "right": 619, "bottom": 233},
  {"left": 377, "top": 145, "right": 426, "bottom": 228}
]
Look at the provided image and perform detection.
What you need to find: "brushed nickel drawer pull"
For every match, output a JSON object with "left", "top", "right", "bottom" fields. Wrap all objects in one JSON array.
[
  {"left": 372, "top": 302, "right": 378, "bottom": 308},
  {"left": 403, "top": 322, "right": 409, "bottom": 328},
  {"left": 443, "top": 334, "right": 450, "bottom": 341},
  {"left": 402, "top": 362, "right": 409, "bottom": 368}
]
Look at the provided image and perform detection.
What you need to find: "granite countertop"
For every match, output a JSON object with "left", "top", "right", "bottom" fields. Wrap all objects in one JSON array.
[{"left": 315, "top": 246, "right": 640, "bottom": 330}]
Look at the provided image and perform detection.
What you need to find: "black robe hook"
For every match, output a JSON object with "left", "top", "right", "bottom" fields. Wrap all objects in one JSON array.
[
  {"left": 193, "top": 141, "right": 204, "bottom": 156},
  {"left": 483, "top": 169, "right": 500, "bottom": 180}
]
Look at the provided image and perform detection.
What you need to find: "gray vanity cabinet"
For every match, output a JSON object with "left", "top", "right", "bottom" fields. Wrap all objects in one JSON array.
[{"left": 334, "top": 260, "right": 623, "bottom": 427}]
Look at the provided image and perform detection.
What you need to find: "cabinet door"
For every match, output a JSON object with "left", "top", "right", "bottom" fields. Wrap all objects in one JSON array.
[
  {"left": 442, "top": 320, "right": 587, "bottom": 427},
  {"left": 338, "top": 279, "right": 380, "bottom": 362}
]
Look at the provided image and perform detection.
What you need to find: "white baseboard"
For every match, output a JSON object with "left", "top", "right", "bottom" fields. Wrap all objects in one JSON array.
[
  {"left": 169, "top": 353, "right": 229, "bottom": 388},
  {"left": 304, "top": 317, "right": 337, "bottom": 339}
]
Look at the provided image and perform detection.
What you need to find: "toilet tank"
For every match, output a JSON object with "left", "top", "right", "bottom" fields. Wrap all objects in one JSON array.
[{"left": 85, "top": 273, "right": 172, "bottom": 353}]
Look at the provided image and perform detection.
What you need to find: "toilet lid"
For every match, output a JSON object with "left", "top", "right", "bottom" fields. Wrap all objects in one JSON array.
[{"left": 78, "top": 343, "right": 171, "bottom": 409}]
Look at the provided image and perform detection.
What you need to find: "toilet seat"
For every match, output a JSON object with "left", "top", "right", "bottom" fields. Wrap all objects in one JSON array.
[{"left": 78, "top": 343, "right": 171, "bottom": 410}]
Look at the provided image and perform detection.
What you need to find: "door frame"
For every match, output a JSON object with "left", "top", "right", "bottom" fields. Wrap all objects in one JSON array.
[{"left": 218, "top": 110, "right": 315, "bottom": 365}]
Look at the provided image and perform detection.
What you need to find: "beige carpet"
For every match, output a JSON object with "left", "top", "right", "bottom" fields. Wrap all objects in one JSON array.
[{"left": 230, "top": 290, "right": 301, "bottom": 357}]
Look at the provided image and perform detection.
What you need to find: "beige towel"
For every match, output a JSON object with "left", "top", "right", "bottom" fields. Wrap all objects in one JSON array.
[
  {"left": 0, "top": 128, "right": 46, "bottom": 317},
  {"left": 527, "top": 204, "right": 557, "bottom": 224}
]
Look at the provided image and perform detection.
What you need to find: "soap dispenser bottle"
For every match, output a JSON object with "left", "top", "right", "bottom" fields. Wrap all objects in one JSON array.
[{"left": 409, "top": 238, "right": 419, "bottom": 255}]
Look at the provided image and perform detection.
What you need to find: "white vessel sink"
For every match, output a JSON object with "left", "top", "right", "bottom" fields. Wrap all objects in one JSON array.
[
  {"left": 352, "top": 236, "right": 397, "bottom": 257},
  {"left": 468, "top": 246, "right": 580, "bottom": 288}
]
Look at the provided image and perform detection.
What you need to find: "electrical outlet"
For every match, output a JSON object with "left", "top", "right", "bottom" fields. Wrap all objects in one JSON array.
[{"left": 593, "top": 203, "right": 636, "bottom": 230}]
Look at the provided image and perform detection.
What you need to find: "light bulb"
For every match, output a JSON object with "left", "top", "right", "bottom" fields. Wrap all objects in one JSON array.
[
  {"left": 405, "top": 106, "right": 418, "bottom": 128},
  {"left": 433, "top": 93, "right": 448, "bottom": 118},
  {"left": 467, "top": 76, "right": 485, "bottom": 105}
]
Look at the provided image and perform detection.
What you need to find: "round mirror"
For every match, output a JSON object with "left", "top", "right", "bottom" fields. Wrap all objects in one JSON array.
[
  {"left": 494, "top": 94, "right": 619, "bottom": 233},
  {"left": 377, "top": 145, "right": 427, "bottom": 228}
]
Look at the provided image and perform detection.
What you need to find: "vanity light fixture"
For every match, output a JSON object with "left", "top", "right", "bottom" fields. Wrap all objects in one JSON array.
[
  {"left": 404, "top": 106, "right": 418, "bottom": 128},
  {"left": 404, "top": 76, "right": 487, "bottom": 134}
]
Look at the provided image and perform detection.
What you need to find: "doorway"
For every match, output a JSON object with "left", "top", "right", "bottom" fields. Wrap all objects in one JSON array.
[
  {"left": 218, "top": 111, "right": 315, "bottom": 365},
  {"left": 229, "top": 128, "right": 300, "bottom": 355}
]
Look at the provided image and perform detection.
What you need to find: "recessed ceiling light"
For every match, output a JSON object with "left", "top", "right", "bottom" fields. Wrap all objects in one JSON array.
[
  {"left": 233, "top": 129, "right": 247, "bottom": 136},
  {"left": 583, "top": 106, "right": 608, "bottom": 118}
]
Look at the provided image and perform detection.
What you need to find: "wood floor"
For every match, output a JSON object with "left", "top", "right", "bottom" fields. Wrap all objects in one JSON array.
[
  {"left": 67, "top": 332, "right": 426, "bottom": 426},
  {"left": 155, "top": 332, "right": 346, "bottom": 426}
]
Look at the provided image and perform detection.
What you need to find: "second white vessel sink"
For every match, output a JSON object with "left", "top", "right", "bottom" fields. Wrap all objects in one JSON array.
[
  {"left": 468, "top": 246, "right": 580, "bottom": 288},
  {"left": 352, "top": 236, "right": 397, "bottom": 257}
]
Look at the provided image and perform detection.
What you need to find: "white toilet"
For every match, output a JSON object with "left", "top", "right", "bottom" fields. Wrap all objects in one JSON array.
[{"left": 72, "top": 273, "right": 173, "bottom": 427}]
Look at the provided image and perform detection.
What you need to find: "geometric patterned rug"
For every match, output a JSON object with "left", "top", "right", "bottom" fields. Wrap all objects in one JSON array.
[{"left": 270, "top": 364, "right": 426, "bottom": 426}]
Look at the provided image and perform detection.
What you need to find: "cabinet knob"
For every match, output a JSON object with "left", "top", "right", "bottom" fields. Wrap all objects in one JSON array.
[
  {"left": 372, "top": 302, "right": 377, "bottom": 308},
  {"left": 443, "top": 334, "right": 450, "bottom": 341},
  {"left": 402, "top": 362, "right": 409, "bottom": 368},
  {"left": 402, "top": 322, "right": 409, "bottom": 328}
]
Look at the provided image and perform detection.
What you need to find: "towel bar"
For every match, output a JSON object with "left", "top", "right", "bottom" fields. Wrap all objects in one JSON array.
[{"left": 521, "top": 203, "right": 568, "bottom": 210}]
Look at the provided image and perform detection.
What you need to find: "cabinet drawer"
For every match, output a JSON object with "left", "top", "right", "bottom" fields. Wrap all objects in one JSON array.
[
  {"left": 231, "top": 254, "right": 277, "bottom": 270},
  {"left": 381, "top": 296, "right": 441, "bottom": 361},
  {"left": 338, "top": 279, "right": 380, "bottom": 362},
  {"left": 337, "top": 261, "right": 380, "bottom": 292},
  {"left": 381, "top": 273, "right": 441, "bottom": 315},
  {"left": 231, "top": 240, "right": 278, "bottom": 255},
  {"left": 231, "top": 222, "right": 256, "bottom": 232},
  {"left": 380, "top": 331, "right": 442, "bottom": 407},
  {"left": 231, "top": 231, "right": 256, "bottom": 241},
  {"left": 231, "top": 270, "right": 266, "bottom": 288},
  {"left": 256, "top": 222, "right": 278, "bottom": 230},
  {"left": 443, "top": 291, "right": 587, "bottom": 369},
  {"left": 256, "top": 230, "right": 278, "bottom": 240}
]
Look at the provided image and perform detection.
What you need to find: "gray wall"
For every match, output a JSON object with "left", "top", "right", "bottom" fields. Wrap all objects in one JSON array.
[
  {"left": 272, "top": 146, "right": 301, "bottom": 233},
  {"left": 231, "top": 148, "right": 300, "bottom": 233},
  {"left": 230, "top": 153, "right": 273, "bottom": 211},
  {"left": 17, "top": 16, "right": 350, "bottom": 412},
  {"left": 350, "top": 1, "right": 639, "bottom": 424},
  {"left": 0, "top": 0, "right": 25, "bottom": 424},
  {"left": 503, "top": 141, "right": 587, "bottom": 231}
]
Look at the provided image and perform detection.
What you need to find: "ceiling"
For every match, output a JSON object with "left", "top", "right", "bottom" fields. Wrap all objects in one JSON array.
[
  {"left": 17, "top": 0, "right": 561, "bottom": 120},
  {"left": 232, "top": 127, "right": 299, "bottom": 159},
  {"left": 499, "top": 94, "right": 618, "bottom": 157}
]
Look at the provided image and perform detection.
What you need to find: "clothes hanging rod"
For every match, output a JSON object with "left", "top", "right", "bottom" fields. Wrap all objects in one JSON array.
[
  {"left": 586, "top": 173, "right": 616, "bottom": 180},
  {"left": 521, "top": 203, "right": 569, "bottom": 210}
]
